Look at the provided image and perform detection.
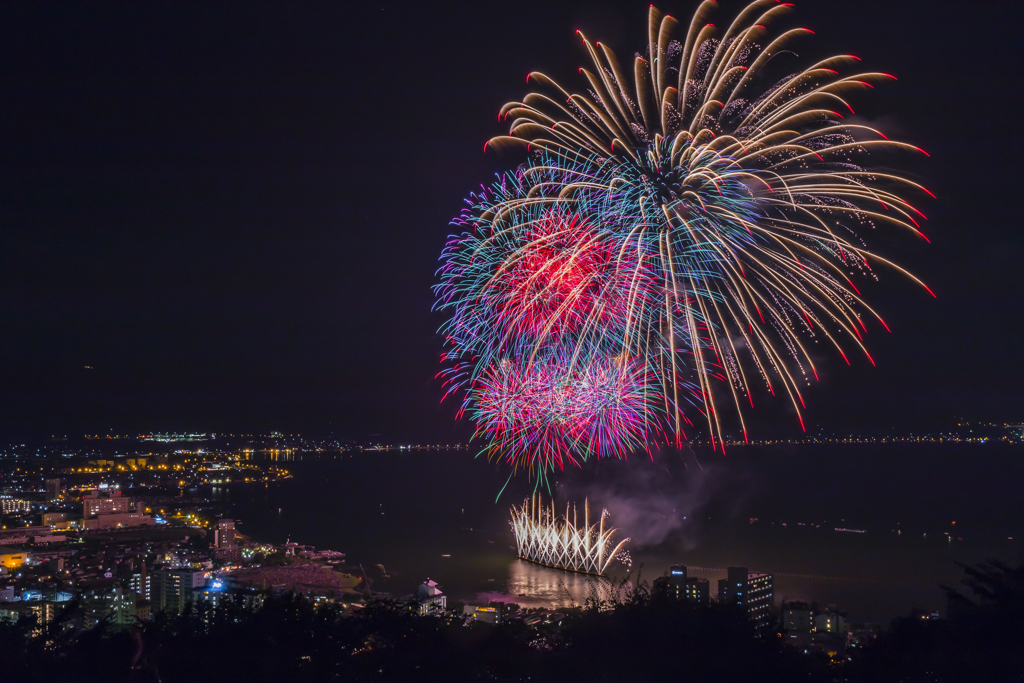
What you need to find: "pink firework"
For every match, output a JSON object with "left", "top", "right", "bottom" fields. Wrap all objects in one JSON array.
[
  {"left": 481, "top": 209, "right": 647, "bottom": 344},
  {"left": 469, "top": 351, "right": 660, "bottom": 477}
]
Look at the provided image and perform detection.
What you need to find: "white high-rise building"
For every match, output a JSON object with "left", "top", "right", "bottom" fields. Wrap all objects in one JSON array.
[{"left": 417, "top": 579, "right": 446, "bottom": 616}]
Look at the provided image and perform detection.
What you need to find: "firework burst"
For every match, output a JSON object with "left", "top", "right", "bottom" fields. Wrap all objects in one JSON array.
[
  {"left": 510, "top": 494, "right": 629, "bottom": 575},
  {"left": 436, "top": 1, "right": 930, "bottom": 477},
  {"left": 469, "top": 350, "right": 662, "bottom": 474}
]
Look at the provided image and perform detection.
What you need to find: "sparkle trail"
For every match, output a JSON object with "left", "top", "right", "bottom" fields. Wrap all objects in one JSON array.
[{"left": 510, "top": 494, "right": 629, "bottom": 576}]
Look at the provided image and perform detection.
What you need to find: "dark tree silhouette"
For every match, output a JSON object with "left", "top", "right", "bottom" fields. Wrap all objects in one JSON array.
[{"left": 4, "top": 562, "right": 1020, "bottom": 683}]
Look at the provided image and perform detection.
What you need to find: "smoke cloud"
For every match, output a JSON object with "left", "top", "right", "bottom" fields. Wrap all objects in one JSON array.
[{"left": 556, "top": 451, "right": 752, "bottom": 550}]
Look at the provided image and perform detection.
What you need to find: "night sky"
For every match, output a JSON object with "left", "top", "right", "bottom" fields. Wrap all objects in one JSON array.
[{"left": 0, "top": 0, "right": 1020, "bottom": 440}]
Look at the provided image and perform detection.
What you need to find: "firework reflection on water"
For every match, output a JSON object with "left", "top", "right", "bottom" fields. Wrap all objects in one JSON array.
[{"left": 475, "top": 559, "right": 634, "bottom": 610}]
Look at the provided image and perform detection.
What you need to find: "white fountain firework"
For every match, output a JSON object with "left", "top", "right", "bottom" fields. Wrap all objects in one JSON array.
[{"left": 510, "top": 494, "right": 629, "bottom": 575}]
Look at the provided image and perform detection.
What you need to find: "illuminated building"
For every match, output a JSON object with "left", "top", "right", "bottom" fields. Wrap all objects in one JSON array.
[
  {"left": 665, "top": 565, "right": 710, "bottom": 605},
  {"left": 0, "top": 603, "right": 23, "bottom": 624},
  {"left": 195, "top": 579, "right": 230, "bottom": 608},
  {"left": 34, "top": 600, "right": 61, "bottom": 628},
  {"left": 0, "top": 498, "right": 31, "bottom": 514},
  {"left": 83, "top": 489, "right": 132, "bottom": 517},
  {"left": 783, "top": 602, "right": 814, "bottom": 633},
  {"left": 42, "top": 512, "right": 68, "bottom": 527},
  {"left": 663, "top": 567, "right": 686, "bottom": 597},
  {"left": 111, "top": 588, "right": 137, "bottom": 628},
  {"left": 416, "top": 580, "right": 446, "bottom": 616},
  {"left": 717, "top": 567, "right": 774, "bottom": 629},
  {"left": 82, "top": 489, "right": 155, "bottom": 530},
  {"left": 153, "top": 569, "right": 206, "bottom": 614},
  {"left": 195, "top": 580, "right": 262, "bottom": 610},
  {"left": 685, "top": 579, "right": 710, "bottom": 604},
  {"left": 130, "top": 566, "right": 151, "bottom": 601},
  {"left": 0, "top": 546, "right": 27, "bottom": 570},
  {"left": 33, "top": 600, "right": 61, "bottom": 632},
  {"left": 81, "top": 511, "right": 156, "bottom": 531},
  {"left": 814, "top": 611, "right": 846, "bottom": 634},
  {"left": 463, "top": 605, "right": 499, "bottom": 624},
  {"left": 215, "top": 519, "right": 236, "bottom": 548},
  {"left": 82, "top": 586, "right": 137, "bottom": 629},
  {"left": 0, "top": 600, "right": 60, "bottom": 633}
]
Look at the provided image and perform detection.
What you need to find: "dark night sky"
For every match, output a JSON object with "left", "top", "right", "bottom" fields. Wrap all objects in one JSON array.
[{"left": 0, "top": 0, "right": 1020, "bottom": 440}]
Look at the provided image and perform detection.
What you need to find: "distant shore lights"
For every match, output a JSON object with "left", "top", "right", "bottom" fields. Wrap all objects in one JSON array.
[{"left": 510, "top": 494, "right": 627, "bottom": 576}]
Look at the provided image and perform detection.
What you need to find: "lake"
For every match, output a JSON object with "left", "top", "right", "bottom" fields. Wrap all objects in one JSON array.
[{"left": 206, "top": 443, "right": 1024, "bottom": 623}]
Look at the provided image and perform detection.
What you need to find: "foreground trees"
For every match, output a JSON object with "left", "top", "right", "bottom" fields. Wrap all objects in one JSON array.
[
  {"left": 847, "top": 560, "right": 1024, "bottom": 683},
  {"left": 1, "top": 561, "right": 1020, "bottom": 682}
]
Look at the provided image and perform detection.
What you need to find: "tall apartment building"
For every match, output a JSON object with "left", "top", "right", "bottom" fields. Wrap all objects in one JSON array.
[
  {"left": 82, "top": 586, "right": 137, "bottom": 629},
  {"left": 130, "top": 566, "right": 152, "bottom": 601},
  {"left": 717, "top": 566, "right": 774, "bottom": 629},
  {"left": 215, "top": 519, "right": 236, "bottom": 548},
  {"left": 110, "top": 587, "right": 137, "bottom": 628},
  {"left": 45, "top": 478, "right": 62, "bottom": 501},
  {"left": 152, "top": 569, "right": 206, "bottom": 614},
  {"left": 665, "top": 565, "right": 710, "bottom": 605}
]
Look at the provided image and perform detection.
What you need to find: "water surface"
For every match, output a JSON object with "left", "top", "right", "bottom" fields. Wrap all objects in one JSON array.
[{"left": 211, "top": 444, "right": 1024, "bottom": 622}]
